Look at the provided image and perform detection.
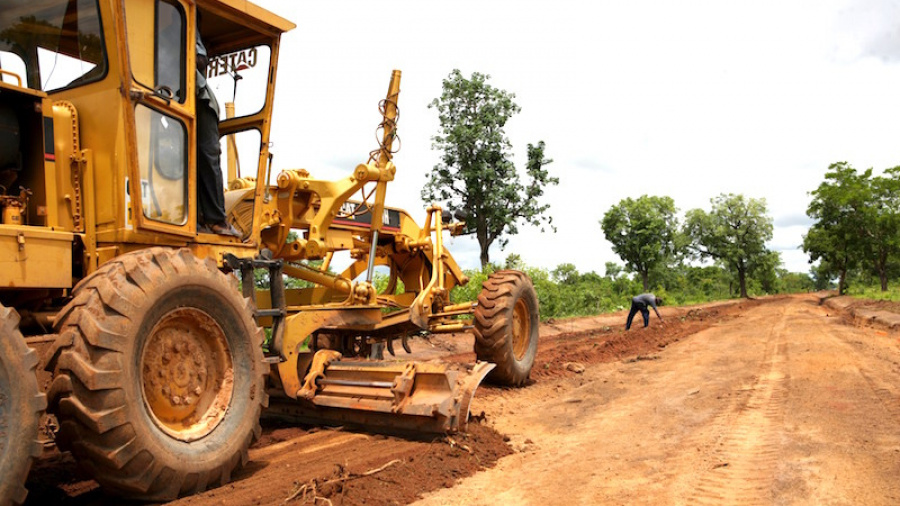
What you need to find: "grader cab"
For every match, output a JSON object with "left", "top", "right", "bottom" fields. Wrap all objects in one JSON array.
[{"left": 0, "top": 0, "right": 539, "bottom": 503}]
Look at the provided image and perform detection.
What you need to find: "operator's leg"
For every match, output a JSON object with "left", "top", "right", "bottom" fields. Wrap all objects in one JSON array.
[
  {"left": 626, "top": 302, "right": 639, "bottom": 330},
  {"left": 196, "top": 100, "right": 226, "bottom": 225},
  {"left": 641, "top": 307, "right": 650, "bottom": 327}
]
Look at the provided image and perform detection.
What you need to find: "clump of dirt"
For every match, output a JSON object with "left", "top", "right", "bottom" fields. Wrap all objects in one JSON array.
[
  {"left": 251, "top": 419, "right": 314, "bottom": 448},
  {"left": 528, "top": 305, "right": 747, "bottom": 380},
  {"left": 24, "top": 450, "right": 104, "bottom": 505},
  {"left": 441, "top": 301, "right": 756, "bottom": 387},
  {"left": 280, "top": 422, "right": 511, "bottom": 505}
]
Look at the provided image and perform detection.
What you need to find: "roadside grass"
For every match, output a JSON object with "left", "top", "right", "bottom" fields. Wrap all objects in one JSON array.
[{"left": 847, "top": 285, "right": 900, "bottom": 302}]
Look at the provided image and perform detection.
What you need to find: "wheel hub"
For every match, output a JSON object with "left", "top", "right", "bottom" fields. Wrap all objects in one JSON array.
[
  {"left": 141, "top": 307, "right": 234, "bottom": 442},
  {"left": 511, "top": 298, "right": 530, "bottom": 360}
]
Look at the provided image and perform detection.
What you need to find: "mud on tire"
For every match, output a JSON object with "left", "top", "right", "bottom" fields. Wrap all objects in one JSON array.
[
  {"left": 46, "top": 248, "right": 266, "bottom": 501},
  {"left": 473, "top": 270, "right": 539, "bottom": 386},
  {"left": 0, "top": 306, "right": 46, "bottom": 506}
]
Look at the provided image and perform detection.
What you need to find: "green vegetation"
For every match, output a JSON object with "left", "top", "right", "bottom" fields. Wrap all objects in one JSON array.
[
  {"left": 601, "top": 195, "right": 679, "bottom": 291},
  {"left": 847, "top": 285, "right": 900, "bottom": 302},
  {"left": 423, "top": 69, "right": 558, "bottom": 267},
  {"left": 804, "top": 162, "right": 900, "bottom": 294},
  {"left": 452, "top": 255, "right": 812, "bottom": 322},
  {"left": 685, "top": 194, "right": 775, "bottom": 298}
]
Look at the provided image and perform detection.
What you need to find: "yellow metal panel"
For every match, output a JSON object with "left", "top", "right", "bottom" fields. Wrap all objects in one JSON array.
[
  {"left": 203, "top": 0, "right": 296, "bottom": 33},
  {"left": 51, "top": 102, "right": 80, "bottom": 232},
  {"left": 96, "top": 245, "right": 120, "bottom": 266},
  {"left": 0, "top": 227, "right": 73, "bottom": 288},
  {"left": 124, "top": 0, "right": 155, "bottom": 88}
]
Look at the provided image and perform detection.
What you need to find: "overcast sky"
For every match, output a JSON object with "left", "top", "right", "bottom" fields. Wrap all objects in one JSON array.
[{"left": 253, "top": 0, "right": 900, "bottom": 276}]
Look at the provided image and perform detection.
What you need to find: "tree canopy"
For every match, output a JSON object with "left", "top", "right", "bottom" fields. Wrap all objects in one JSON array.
[
  {"left": 803, "top": 162, "right": 900, "bottom": 293},
  {"left": 684, "top": 193, "right": 774, "bottom": 298},
  {"left": 422, "top": 69, "right": 558, "bottom": 267},
  {"left": 601, "top": 195, "right": 679, "bottom": 291}
]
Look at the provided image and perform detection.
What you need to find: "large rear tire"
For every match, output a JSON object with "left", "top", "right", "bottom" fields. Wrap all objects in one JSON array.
[
  {"left": 46, "top": 248, "right": 266, "bottom": 501},
  {"left": 0, "top": 306, "right": 46, "bottom": 506},
  {"left": 473, "top": 270, "right": 539, "bottom": 386}
]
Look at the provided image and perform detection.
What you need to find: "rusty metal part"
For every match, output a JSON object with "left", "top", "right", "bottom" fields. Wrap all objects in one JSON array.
[
  {"left": 268, "top": 360, "right": 494, "bottom": 433},
  {"left": 298, "top": 349, "right": 342, "bottom": 400},
  {"left": 386, "top": 336, "right": 395, "bottom": 356},
  {"left": 390, "top": 362, "right": 416, "bottom": 412},
  {"left": 140, "top": 307, "right": 234, "bottom": 442},
  {"left": 304, "top": 360, "right": 493, "bottom": 432},
  {"left": 401, "top": 333, "right": 411, "bottom": 353},
  {"left": 276, "top": 307, "right": 382, "bottom": 399}
]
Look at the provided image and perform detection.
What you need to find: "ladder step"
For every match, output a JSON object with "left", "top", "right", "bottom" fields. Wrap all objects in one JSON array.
[{"left": 256, "top": 309, "right": 285, "bottom": 318}]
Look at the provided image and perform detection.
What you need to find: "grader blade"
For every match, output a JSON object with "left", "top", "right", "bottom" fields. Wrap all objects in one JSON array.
[{"left": 268, "top": 359, "right": 494, "bottom": 433}]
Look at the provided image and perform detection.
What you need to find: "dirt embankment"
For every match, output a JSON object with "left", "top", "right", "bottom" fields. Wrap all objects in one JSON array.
[
  {"left": 24, "top": 299, "right": 755, "bottom": 505},
  {"left": 822, "top": 295, "right": 900, "bottom": 331}
]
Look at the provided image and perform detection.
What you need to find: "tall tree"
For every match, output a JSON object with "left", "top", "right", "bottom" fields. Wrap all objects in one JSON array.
[
  {"left": 684, "top": 193, "right": 774, "bottom": 298},
  {"left": 802, "top": 162, "right": 870, "bottom": 295},
  {"left": 865, "top": 166, "right": 900, "bottom": 291},
  {"left": 423, "top": 69, "right": 558, "bottom": 267},
  {"left": 601, "top": 195, "right": 679, "bottom": 291}
]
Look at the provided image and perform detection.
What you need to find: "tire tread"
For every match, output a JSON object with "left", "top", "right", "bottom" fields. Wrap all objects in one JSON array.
[{"left": 47, "top": 248, "right": 265, "bottom": 501}]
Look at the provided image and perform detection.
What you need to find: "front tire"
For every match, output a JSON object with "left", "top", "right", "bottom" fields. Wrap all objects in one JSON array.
[
  {"left": 46, "top": 248, "right": 266, "bottom": 501},
  {"left": 0, "top": 306, "right": 46, "bottom": 506},
  {"left": 473, "top": 270, "right": 539, "bottom": 386}
]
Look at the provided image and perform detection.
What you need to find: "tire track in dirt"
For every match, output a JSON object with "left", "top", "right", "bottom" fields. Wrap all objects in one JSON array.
[
  {"left": 676, "top": 302, "right": 790, "bottom": 505},
  {"left": 819, "top": 327, "right": 900, "bottom": 429}
]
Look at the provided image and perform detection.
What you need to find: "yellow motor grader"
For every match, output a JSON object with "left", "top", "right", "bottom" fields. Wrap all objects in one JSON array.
[{"left": 0, "top": 0, "right": 539, "bottom": 503}]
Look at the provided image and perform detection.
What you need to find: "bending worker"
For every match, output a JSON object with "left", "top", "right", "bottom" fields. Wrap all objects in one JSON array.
[{"left": 626, "top": 293, "right": 663, "bottom": 330}]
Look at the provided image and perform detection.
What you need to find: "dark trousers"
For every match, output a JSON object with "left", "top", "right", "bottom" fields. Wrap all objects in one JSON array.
[
  {"left": 196, "top": 101, "right": 226, "bottom": 224},
  {"left": 626, "top": 301, "right": 649, "bottom": 330}
]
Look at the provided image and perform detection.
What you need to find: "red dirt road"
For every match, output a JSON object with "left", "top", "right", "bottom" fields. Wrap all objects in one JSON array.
[
  {"left": 23, "top": 294, "right": 900, "bottom": 505},
  {"left": 419, "top": 294, "right": 900, "bottom": 505}
]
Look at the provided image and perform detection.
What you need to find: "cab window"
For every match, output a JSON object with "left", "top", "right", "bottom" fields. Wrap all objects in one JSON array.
[
  {"left": 0, "top": 0, "right": 108, "bottom": 92},
  {"left": 135, "top": 104, "right": 187, "bottom": 225},
  {"left": 205, "top": 45, "right": 270, "bottom": 120},
  {"left": 125, "top": 0, "right": 186, "bottom": 102}
]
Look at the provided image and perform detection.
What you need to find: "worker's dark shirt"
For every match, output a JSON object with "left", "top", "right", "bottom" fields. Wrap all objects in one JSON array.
[{"left": 632, "top": 293, "right": 658, "bottom": 309}]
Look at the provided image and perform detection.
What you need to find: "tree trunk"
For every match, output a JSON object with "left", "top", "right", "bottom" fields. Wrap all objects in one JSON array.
[
  {"left": 640, "top": 271, "right": 649, "bottom": 292},
  {"left": 738, "top": 268, "right": 748, "bottom": 298},
  {"left": 480, "top": 247, "right": 490, "bottom": 268},
  {"left": 476, "top": 218, "right": 490, "bottom": 268},
  {"left": 838, "top": 269, "right": 847, "bottom": 296}
]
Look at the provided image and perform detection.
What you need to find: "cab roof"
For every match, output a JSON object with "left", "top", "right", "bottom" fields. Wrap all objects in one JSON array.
[{"left": 202, "top": 0, "right": 296, "bottom": 35}]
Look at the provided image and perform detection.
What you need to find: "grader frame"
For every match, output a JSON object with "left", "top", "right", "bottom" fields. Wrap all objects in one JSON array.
[{"left": 0, "top": 0, "right": 539, "bottom": 503}]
